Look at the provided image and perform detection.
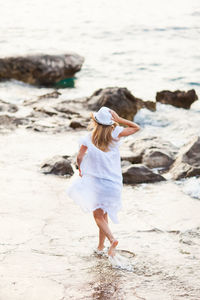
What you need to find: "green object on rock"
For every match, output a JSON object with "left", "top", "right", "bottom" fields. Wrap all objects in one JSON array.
[{"left": 55, "top": 77, "right": 76, "bottom": 88}]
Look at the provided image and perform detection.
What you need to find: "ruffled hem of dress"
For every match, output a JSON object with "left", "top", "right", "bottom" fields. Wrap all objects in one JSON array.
[
  {"left": 66, "top": 175, "right": 122, "bottom": 224},
  {"left": 73, "top": 200, "right": 122, "bottom": 224}
]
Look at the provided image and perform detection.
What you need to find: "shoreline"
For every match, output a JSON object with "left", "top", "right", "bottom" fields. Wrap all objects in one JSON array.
[{"left": 0, "top": 128, "right": 200, "bottom": 299}]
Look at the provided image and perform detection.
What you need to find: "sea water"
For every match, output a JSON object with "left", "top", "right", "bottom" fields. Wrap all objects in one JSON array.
[{"left": 0, "top": 0, "right": 199, "bottom": 102}]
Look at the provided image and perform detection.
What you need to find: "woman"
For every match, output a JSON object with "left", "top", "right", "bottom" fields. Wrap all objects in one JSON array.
[{"left": 67, "top": 106, "right": 140, "bottom": 257}]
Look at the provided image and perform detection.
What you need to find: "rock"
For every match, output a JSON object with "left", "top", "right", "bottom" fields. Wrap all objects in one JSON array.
[
  {"left": 142, "top": 149, "right": 174, "bottom": 169},
  {"left": 24, "top": 90, "right": 61, "bottom": 106},
  {"left": 0, "top": 115, "right": 16, "bottom": 129},
  {"left": 33, "top": 106, "right": 58, "bottom": 116},
  {"left": 86, "top": 87, "right": 156, "bottom": 120},
  {"left": 12, "top": 117, "right": 29, "bottom": 126},
  {"left": 122, "top": 164, "right": 166, "bottom": 184},
  {"left": 0, "top": 115, "right": 29, "bottom": 131},
  {"left": 135, "top": 98, "right": 156, "bottom": 112},
  {"left": 0, "top": 99, "right": 18, "bottom": 113},
  {"left": 128, "top": 137, "right": 178, "bottom": 169},
  {"left": 156, "top": 89, "right": 198, "bottom": 109},
  {"left": 54, "top": 100, "right": 91, "bottom": 122},
  {"left": 0, "top": 53, "right": 84, "bottom": 87},
  {"left": 37, "top": 90, "right": 61, "bottom": 100},
  {"left": 121, "top": 160, "right": 132, "bottom": 168},
  {"left": 170, "top": 163, "right": 200, "bottom": 180},
  {"left": 169, "top": 136, "right": 200, "bottom": 179},
  {"left": 26, "top": 124, "right": 55, "bottom": 133},
  {"left": 41, "top": 156, "right": 74, "bottom": 177},
  {"left": 54, "top": 104, "right": 80, "bottom": 116},
  {"left": 121, "top": 153, "right": 142, "bottom": 164},
  {"left": 120, "top": 140, "right": 144, "bottom": 164},
  {"left": 69, "top": 120, "right": 87, "bottom": 129},
  {"left": 26, "top": 118, "right": 70, "bottom": 133}
]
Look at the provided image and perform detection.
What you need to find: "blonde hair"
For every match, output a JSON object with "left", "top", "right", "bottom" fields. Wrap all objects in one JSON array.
[{"left": 88, "top": 113, "right": 118, "bottom": 152}]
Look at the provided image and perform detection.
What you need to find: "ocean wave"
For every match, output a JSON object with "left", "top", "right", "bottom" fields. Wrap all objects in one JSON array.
[
  {"left": 134, "top": 108, "right": 170, "bottom": 128},
  {"left": 169, "top": 77, "right": 185, "bottom": 81},
  {"left": 141, "top": 26, "right": 190, "bottom": 33},
  {"left": 188, "top": 82, "right": 200, "bottom": 87}
]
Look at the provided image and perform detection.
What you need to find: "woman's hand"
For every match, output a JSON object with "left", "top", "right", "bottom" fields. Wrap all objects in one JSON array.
[
  {"left": 110, "top": 109, "right": 120, "bottom": 123},
  {"left": 79, "top": 167, "right": 82, "bottom": 177},
  {"left": 77, "top": 145, "right": 87, "bottom": 177},
  {"left": 110, "top": 109, "right": 140, "bottom": 137}
]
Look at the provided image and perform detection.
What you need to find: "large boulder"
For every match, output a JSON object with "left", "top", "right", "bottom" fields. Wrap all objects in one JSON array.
[
  {"left": 156, "top": 89, "right": 198, "bottom": 109},
  {"left": 142, "top": 149, "right": 174, "bottom": 169},
  {"left": 41, "top": 155, "right": 74, "bottom": 177},
  {"left": 86, "top": 87, "right": 156, "bottom": 121},
  {"left": 122, "top": 137, "right": 178, "bottom": 169},
  {"left": 0, "top": 53, "right": 84, "bottom": 87},
  {"left": 122, "top": 164, "right": 166, "bottom": 184},
  {"left": 169, "top": 136, "right": 200, "bottom": 179}
]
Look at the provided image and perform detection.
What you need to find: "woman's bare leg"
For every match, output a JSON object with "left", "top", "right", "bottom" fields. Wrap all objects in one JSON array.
[
  {"left": 98, "top": 213, "right": 108, "bottom": 251},
  {"left": 93, "top": 209, "right": 118, "bottom": 257}
]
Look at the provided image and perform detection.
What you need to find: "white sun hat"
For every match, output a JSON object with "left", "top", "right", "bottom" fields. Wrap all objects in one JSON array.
[{"left": 93, "top": 106, "right": 114, "bottom": 125}]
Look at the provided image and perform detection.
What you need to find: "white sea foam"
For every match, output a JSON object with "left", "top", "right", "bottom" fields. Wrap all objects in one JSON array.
[
  {"left": 134, "top": 107, "right": 170, "bottom": 128},
  {"left": 134, "top": 103, "right": 200, "bottom": 147},
  {"left": 179, "top": 177, "right": 200, "bottom": 199},
  {"left": 108, "top": 254, "right": 134, "bottom": 271}
]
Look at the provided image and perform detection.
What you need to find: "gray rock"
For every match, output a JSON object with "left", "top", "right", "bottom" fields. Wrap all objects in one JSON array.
[
  {"left": 0, "top": 99, "right": 18, "bottom": 113},
  {"left": 26, "top": 121, "right": 69, "bottom": 134},
  {"left": 0, "top": 53, "right": 84, "bottom": 87},
  {"left": 169, "top": 136, "right": 200, "bottom": 179},
  {"left": 37, "top": 90, "right": 61, "bottom": 100},
  {"left": 122, "top": 164, "right": 166, "bottom": 184},
  {"left": 121, "top": 160, "right": 132, "bottom": 168},
  {"left": 0, "top": 114, "right": 29, "bottom": 132},
  {"left": 142, "top": 149, "right": 174, "bottom": 169},
  {"left": 33, "top": 106, "right": 58, "bottom": 116},
  {"left": 120, "top": 141, "right": 144, "bottom": 164},
  {"left": 41, "top": 156, "right": 74, "bottom": 177},
  {"left": 130, "top": 137, "right": 177, "bottom": 156},
  {"left": 156, "top": 89, "right": 198, "bottom": 109},
  {"left": 127, "top": 137, "right": 178, "bottom": 169},
  {"left": 121, "top": 153, "right": 142, "bottom": 164},
  {"left": 24, "top": 90, "right": 61, "bottom": 106},
  {"left": 54, "top": 104, "right": 80, "bottom": 116},
  {"left": 85, "top": 87, "right": 156, "bottom": 121}
]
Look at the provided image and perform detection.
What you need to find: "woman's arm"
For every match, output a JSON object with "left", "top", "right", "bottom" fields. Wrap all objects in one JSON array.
[
  {"left": 76, "top": 145, "right": 88, "bottom": 176},
  {"left": 110, "top": 110, "right": 140, "bottom": 137}
]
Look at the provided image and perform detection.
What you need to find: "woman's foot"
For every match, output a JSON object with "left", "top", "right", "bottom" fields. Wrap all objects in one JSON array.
[
  {"left": 94, "top": 246, "right": 105, "bottom": 256},
  {"left": 97, "top": 245, "right": 105, "bottom": 251},
  {"left": 108, "top": 239, "right": 118, "bottom": 257}
]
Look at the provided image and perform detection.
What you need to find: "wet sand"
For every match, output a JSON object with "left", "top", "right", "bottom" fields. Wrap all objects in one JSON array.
[{"left": 1, "top": 129, "right": 200, "bottom": 300}]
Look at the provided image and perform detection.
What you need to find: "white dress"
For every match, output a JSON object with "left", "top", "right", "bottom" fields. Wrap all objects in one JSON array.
[{"left": 66, "top": 126, "right": 124, "bottom": 223}]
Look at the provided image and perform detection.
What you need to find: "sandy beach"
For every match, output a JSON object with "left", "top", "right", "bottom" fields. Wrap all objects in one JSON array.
[{"left": 0, "top": 128, "right": 200, "bottom": 300}]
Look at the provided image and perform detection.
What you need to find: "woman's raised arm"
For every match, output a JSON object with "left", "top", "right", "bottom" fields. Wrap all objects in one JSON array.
[{"left": 110, "top": 110, "right": 140, "bottom": 137}]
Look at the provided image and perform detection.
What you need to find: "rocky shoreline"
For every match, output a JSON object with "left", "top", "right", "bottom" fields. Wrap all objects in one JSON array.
[
  {"left": 1, "top": 77, "right": 200, "bottom": 299},
  {"left": 0, "top": 84, "right": 199, "bottom": 185}
]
